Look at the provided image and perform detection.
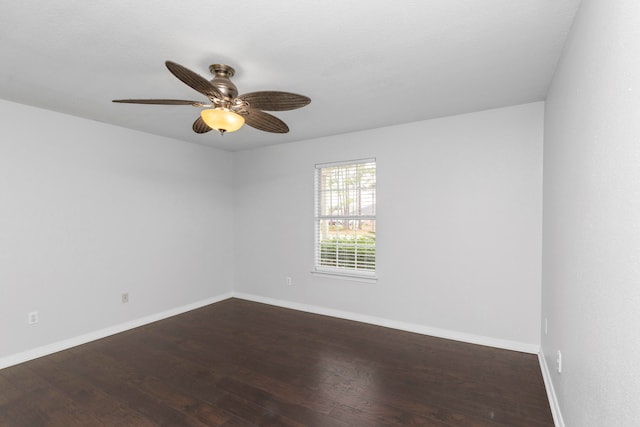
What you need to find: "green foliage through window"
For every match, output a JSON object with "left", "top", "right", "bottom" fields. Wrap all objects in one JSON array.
[{"left": 319, "top": 237, "right": 376, "bottom": 270}]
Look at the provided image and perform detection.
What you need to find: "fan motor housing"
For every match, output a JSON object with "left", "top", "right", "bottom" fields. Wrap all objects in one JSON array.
[{"left": 209, "top": 64, "right": 238, "bottom": 99}]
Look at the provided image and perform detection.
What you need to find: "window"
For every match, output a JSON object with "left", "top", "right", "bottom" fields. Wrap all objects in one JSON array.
[{"left": 314, "top": 159, "right": 376, "bottom": 277}]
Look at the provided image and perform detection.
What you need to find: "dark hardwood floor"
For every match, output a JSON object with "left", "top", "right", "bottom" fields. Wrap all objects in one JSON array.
[{"left": 0, "top": 298, "right": 553, "bottom": 426}]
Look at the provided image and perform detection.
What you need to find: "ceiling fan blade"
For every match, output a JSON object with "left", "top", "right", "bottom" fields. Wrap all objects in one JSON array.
[
  {"left": 192, "top": 116, "right": 212, "bottom": 134},
  {"left": 238, "top": 91, "right": 311, "bottom": 111},
  {"left": 112, "top": 99, "right": 206, "bottom": 106},
  {"left": 242, "top": 109, "right": 289, "bottom": 133},
  {"left": 165, "top": 61, "right": 223, "bottom": 99}
]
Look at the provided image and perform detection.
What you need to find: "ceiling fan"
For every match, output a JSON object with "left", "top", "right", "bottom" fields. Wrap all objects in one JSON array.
[{"left": 113, "top": 61, "right": 311, "bottom": 135}]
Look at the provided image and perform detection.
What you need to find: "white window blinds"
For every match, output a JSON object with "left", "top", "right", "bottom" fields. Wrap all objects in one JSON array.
[{"left": 314, "top": 159, "right": 376, "bottom": 276}]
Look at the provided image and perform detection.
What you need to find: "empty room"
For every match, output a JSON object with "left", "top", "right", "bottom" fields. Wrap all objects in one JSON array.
[{"left": 1, "top": 1, "right": 638, "bottom": 426}]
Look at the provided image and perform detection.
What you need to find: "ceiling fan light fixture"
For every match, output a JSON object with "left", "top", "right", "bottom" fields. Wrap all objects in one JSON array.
[
  {"left": 200, "top": 108, "right": 244, "bottom": 134},
  {"left": 114, "top": 60, "right": 310, "bottom": 135}
]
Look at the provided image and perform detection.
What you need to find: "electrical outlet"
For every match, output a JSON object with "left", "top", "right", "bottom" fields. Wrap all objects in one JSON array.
[
  {"left": 122, "top": 293, "right": 129, "bottom": 304},
  {"left": 556, "top": 350, "right": 562, "bottom": 373},
  {"left": 285, "top": 276, "right": 292, "bottom": 286},
  {"left": 28, "top": 311, "right": 39, "bottom": 325}
]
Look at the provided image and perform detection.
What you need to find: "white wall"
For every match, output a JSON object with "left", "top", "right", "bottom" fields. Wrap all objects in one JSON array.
[
  {"left": 233, "top": 102, "right": 543, "bottom": 349},
  {"left": 0, "top": 100, "right": 234, "bottom": 362},
  {"left": 542, "top": 0, "right": 640, "bottom": 425}
]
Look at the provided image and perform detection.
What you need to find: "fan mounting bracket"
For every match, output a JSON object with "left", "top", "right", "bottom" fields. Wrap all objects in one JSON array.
[{"left": 209, "top": 64, "right": 235, "bottom": 78}]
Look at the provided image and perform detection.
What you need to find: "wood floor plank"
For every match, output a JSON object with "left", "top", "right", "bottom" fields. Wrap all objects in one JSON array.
[
  {"left": 72, "top": 349, "right": 215, "bottom": 427},
  {"left": 0, "top": 298, "right": 553, "bottom": 426},
  {"left": 28, "top": 358, "right": 157, "bottom": 426},
  {"left": 1, "top": 364, "right": 105, "bottom": 426}
]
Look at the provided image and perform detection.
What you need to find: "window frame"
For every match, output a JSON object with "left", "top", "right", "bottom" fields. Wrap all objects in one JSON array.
[{"left": 313, "top": 158, "right": 377, "bottom": 280}]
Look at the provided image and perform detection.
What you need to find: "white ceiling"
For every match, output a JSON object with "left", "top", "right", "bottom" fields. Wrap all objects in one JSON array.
[{"left": 0, "top": 0, "right": 581, "bottom": 152}]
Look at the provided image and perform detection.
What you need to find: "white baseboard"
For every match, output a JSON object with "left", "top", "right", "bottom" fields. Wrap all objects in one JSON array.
[
  {"left": 232, "top": 292, "right": 540, "bottom": 354},
  {"left": 538, "top": 350, "right": 564, "bottom": 427},
  {"left": 1, "top": 291, "right": 541, "bottom": 371},
  {"left": 0, "top": 292, "right": 233, "bottom": 370}
]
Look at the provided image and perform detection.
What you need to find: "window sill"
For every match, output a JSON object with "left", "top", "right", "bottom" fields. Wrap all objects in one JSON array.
[{"left": 311, "top": 269, "right": 378, "bottom": 284}]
